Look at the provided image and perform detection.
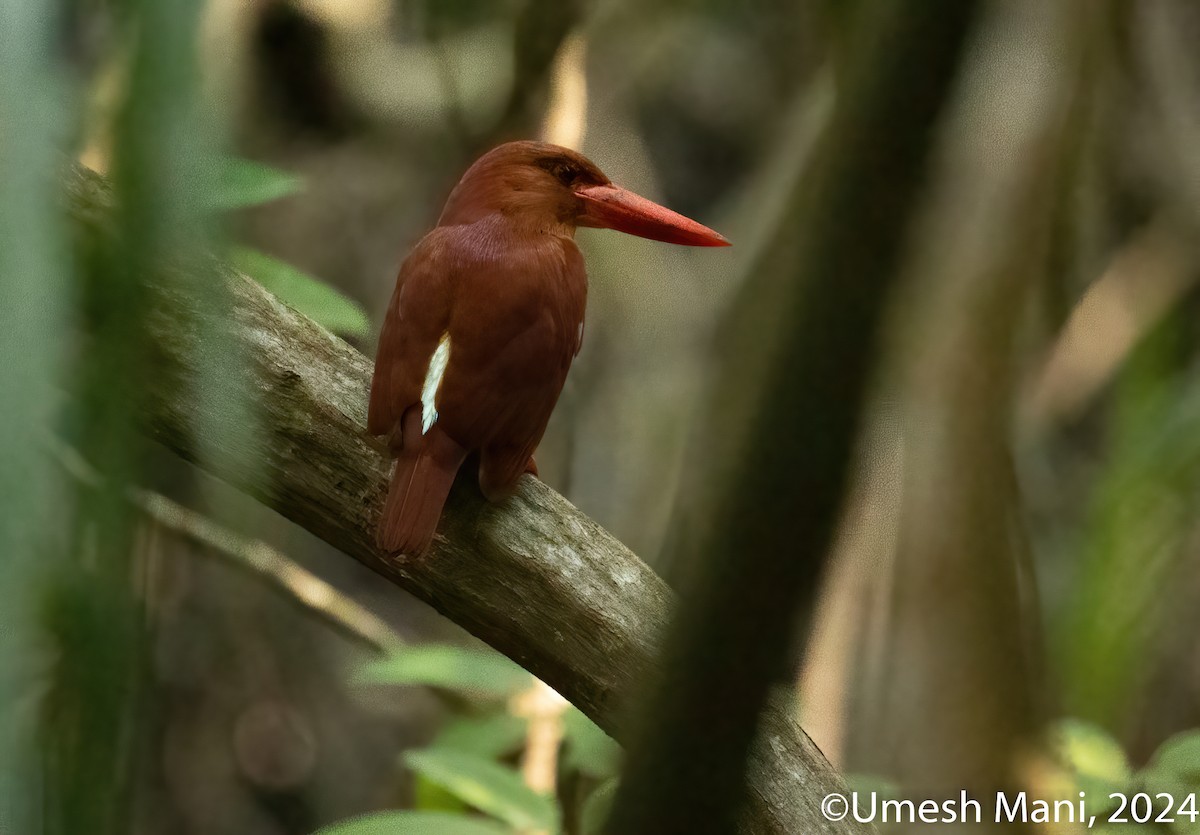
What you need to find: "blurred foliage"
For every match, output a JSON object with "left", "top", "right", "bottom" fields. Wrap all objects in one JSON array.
[
  {"left": 210, "top": 157, "right": 305, "bottom": 210},
  {"left": 42, "top": 0, "right": 209, "bottom": 828},
  {"left": 0, "top": 0, "right": 71, "bottom": 833},
  {"left": 433, "top": 712, "right": 528, "bottom": 758},
  {"left": 561, "top": 706, "right": 621, "bottom": 778},
  {"left": 233, "top": 247, "right": 369, "bottom": 337},
  {"left": 578, "top": 777, "right": 618, "bottom": 835},
  {"left": 343, "top": 644, "right": 619, "bottom": 833},
  {"left": 216, "top": 158, "right": 370, "bottom": 337},
  {"left": 1046, "top": 719, "right": 1200, "bottom": 832},
  {"left": 313, "top": 810, "right": 511, "bottom": 835},
  {"left": 403, "top": 748, "right": 559, "bottom": 832},
  {"left": 850, "top": 720, "right": 1200, "bottom": 832},
  {"left": 1052, "top": 718, "right": 1134, "bottom": 802},
  {"left": 354, "top": 643, "right": 532, "bottom": 698},
  {"left": 1063, "top": 312, "right": 1200, "bottom": 729}
]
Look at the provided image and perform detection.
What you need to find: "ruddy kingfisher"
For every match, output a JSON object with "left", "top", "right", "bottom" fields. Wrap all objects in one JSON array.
[{"left": 369, "top": 140, "right": 729, "bottom": 555}]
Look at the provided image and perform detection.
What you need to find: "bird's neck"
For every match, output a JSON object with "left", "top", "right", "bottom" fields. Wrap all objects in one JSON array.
[{"left": 441, "top": 214, "right": 576, "bottom": 257}]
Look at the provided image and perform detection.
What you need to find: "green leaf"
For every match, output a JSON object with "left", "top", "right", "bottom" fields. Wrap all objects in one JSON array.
[
  {"left": 580, "top": 778, "right": 619, "bottom": 835},
  {"left": 562, "top": 708, "right": 620, "bottom": 777},
  {"left": 354, "top": 645, "right": 531, "bottom": 699},
  {"left": 413, "top": 773, "right": 468, "bottom": 814},
  {"left": 1151, "top": 731, "right": 1200, "bottom": 783},
  {"left": 208, "top": 157, "right": 304, "bottom": 210},
  {"left": 1052, "top": 718, "right": 1132, "bottom": 800},
  {"left": 403, "top": 749, "right": 558, "bottom": 833},
  {"left": 1142, "top": 730, "right": 1200, "bottom": 825},
  {"left": 433, "top": 712, "right": 529, "bottom": 758},
  {"left": 312, "top": 810, "right": 511, "bottom": 835},
  {"left": 233, "top": 248, "right": 369, "bottom": 338}
]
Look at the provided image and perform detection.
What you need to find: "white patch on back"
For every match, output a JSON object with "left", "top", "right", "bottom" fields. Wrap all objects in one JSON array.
[{"left": 421, "top": 333, "right": 451, "bottom": 434}]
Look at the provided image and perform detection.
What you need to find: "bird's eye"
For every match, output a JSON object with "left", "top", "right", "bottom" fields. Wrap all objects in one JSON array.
[{"left": 537, "top": 158, "right": 579, "bottom": 186}]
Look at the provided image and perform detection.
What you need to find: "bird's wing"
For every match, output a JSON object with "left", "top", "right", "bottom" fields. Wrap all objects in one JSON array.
[{"left": 367, "top": 230, "right": 457, "bottom": 443}]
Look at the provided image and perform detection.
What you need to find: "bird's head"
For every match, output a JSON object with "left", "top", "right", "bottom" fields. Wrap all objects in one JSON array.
[{"left": 438, "top": 141, "right": 730, "bottom": 247}]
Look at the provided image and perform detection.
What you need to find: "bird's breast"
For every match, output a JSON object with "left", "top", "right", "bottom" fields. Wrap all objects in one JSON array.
[{"left": 450, "top": 230, "right": 585, "bottom": 360}]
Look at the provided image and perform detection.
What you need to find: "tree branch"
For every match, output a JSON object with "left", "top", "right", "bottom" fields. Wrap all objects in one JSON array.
[{"left": 63, "top": 163, "right": 865, "bottom": 834}]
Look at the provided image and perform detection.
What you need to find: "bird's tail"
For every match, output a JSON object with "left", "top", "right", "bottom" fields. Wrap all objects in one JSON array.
[{"left": 378, "top": 415, "right": 467, "bottom": 556}]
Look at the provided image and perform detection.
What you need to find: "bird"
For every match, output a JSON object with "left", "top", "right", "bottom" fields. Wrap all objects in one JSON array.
[{"left": 368, "top": 140, "right": 729, "bottom": 555}]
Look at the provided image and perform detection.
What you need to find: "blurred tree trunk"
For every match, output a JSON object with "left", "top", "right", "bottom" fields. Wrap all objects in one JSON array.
[
  {"left": 605, "top": 2, "right": 981, "bottom": 832},
  {"left": 842, "top": 1, "right": 1087, "bottom": 824}
]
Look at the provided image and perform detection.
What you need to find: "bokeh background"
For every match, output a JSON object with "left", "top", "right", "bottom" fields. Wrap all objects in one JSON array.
[{"left": 4, "top": 0, "right": 1200, "bottom": 833}]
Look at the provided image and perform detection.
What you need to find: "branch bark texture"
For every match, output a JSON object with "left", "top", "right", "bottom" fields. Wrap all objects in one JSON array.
[{"left": 64, "top": 165, "right": 864, "bottom": 835}]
